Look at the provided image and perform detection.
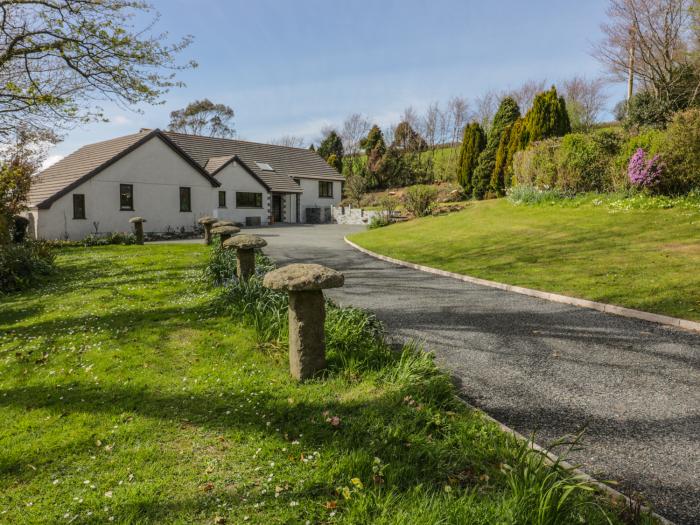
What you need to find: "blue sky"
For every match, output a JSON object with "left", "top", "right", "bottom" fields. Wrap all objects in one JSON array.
[{"left": 46, "top": 0, "right": 625, "bottom": 163}]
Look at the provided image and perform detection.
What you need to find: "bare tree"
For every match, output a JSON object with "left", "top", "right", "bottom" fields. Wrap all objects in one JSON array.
[
  {"left": 400, "top": 106, "right": 420, "bottom": 131},
  {"left": 594, "top": 0, "right": 697, "bottom": 106},
  {"left": 474, "top": 90, "right": 501, "bottom": 132},
  {"left": 561, "top": 76, "right": 608, "bottom": 130},
  {"left": 0, "top": 0, "right": 195, "bottom": 138},
  {"left": 446, "top": 96, "right": 470, "bottom": 146},
  {"left": 421, "top": 102, "right": 440, "bottom": 150},
  {"left": 508, "top": 79, "right": 547, "bottom": 112},
  {"left": 339, "top": 113, "right": 371, "bottom": 157},
  {"left": 270, "top": 135, "right": 306, "bottom": 148}
]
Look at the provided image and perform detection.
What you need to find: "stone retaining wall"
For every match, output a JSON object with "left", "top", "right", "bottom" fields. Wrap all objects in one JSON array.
[{"left": 331, "top": 205, "right": 381, "bottom": 225}]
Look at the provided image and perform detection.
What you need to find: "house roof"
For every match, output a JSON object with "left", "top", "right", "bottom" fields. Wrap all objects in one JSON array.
[
  {"left": 162, "top": 131, "right": 343, "bottom": 193},
  {"left": 28, "top": 130, "right": 221, "bottom": 209}
]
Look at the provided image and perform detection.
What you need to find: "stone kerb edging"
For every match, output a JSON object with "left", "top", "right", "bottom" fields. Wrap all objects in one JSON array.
[
  {"left": 344, "top": 237, "right": 700, "bottom": 335},
  {"left": 453, "top": 396, "right": 676, "bottom": 525}
]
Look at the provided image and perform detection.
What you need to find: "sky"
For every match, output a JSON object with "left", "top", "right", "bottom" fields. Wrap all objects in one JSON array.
[{"left": 44, "top": 0, "right": 625, "bottom": 166}]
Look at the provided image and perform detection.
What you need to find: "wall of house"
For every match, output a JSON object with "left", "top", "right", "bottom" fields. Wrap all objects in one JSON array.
[
  {"left": 212, "top": 162, "right": 270, "bottom": 226},
  {"left": 296, "top": 178, "right": 342, "bottom": 223},
  {"left": 33, "top": 136, "right": 217, "bottom": 240}
]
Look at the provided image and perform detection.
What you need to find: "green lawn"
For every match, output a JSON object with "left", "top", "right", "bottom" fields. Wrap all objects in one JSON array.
[
  {"left": 0, "top": 244, "right": 646, "bottom": 523},
  {"left": 349, "top": 197, "right": 700, "bottom": 321}
]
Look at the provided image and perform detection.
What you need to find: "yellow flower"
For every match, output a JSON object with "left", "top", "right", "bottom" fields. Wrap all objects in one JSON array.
[
  {"left": 342, "top": 486, "right": 352, "bottom": 500},
  {"left": 350, "top": 478, "right": 363, "bottom": 489}
]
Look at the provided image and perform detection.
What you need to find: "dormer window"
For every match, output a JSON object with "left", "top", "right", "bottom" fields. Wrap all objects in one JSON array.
[{"left": 255, "top": 162, "right": 274, "bottom": 171}]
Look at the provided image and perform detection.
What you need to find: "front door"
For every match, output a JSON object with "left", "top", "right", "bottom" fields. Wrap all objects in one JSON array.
[{"left": 272, "top": 195, "right": 283, "bottom": 223}]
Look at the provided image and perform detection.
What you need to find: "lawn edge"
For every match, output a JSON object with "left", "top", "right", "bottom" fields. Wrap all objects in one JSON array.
[
  {"left": 344, "top": 236, "right": 700, "bottom": 334},
  {"left": 454, "top": 395, "right": 675, "bottom": 525}
]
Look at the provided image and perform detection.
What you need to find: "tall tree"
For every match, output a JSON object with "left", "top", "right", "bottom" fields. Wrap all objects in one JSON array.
[
  {"left": 472, "top": 97, "right": 521, "bottom": 199},
  {"left": 456, "top": 122, "right": 486, "bottom": 194},
  {"left": 168, "top": 99, "right": 235, "bottom": 137},
  {"left": 0, "top": 0, "right": 195, "bottom": 138},
  {"left": 594, "top": 0, "right": 698, "bottom": 109},
  {"left": 317, "top": 131, "right": 344, "bottom": 173},
  {"left": 508, "top": 79, "right": 548, "bottom": 113}
]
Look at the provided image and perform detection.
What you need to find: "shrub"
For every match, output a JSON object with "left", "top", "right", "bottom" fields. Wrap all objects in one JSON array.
[
  {"left": 659, "top": 108, "right": 700, "bottom": 194},
  {"left": 555, "top": 133, "right": 614, "bottom": 193},
  {"left": 403, "top": 185, "right": 438, "bottom": 217},
  {"left": 627, "top": 148, "right": 664, "bottom": 190},
  {"left": 613, "top": 129, "right": 665, "bottom": 190},
  {"left": 0, "top": 240, "right": 55, "bottom": 293},
  {"left": 625, "top": 91, "right": 673, "bottom": 129},
  {"left": 512, "top": 139, "right": 560, "bottom": 189}
]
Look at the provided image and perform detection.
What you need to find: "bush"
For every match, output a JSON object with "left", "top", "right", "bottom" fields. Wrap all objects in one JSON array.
[
  {"left": 0, "top": 241, "right": 55, "bottom": 293},
  {"left": 507, "top": 185, "right": 568, "bottom": 205},
  {"left": 403, "top": 185, "right": 438, "bottom": 217},
  {"left": 659, "top": 108, "right": 700, "bottom": 194},
  {"left": 512, "top": 139, "right": 560, "bottom": 189},
  {"left": 625, "top": 91, "right": 674, "bottom": 129},
  {"left": 612, "top": 129, "right": 665, "bottom": 190},
  {"left": 627, "top": 148, "right": 664, "bottom": 190},
  {"left": 514, "top": 129, "right": 622, "bottom": 194}
]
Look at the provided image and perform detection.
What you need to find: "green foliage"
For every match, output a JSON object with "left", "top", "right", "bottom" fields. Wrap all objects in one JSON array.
[
  {"left": 625, "top": 92, "right": 674, "bottom": 129},
  {"left": 473, "top": 97, "right": 521, "bottom": 199},
  {"left": 513, "top": 129, "right": 622, "bottom": 194},
  {"left": 403, "top": 184, "right": 438, "bottom": 217},
  {"left": 392, "top": 122, "right": 427, "bottom": 151},
  {"left": 318, "top": 131, "right": 344, "bottom": 173},
  {"left": 525, "top": 86, "right": 571, "bottom": 143},
  {"left": 512, "top": 139, "right": 560, "bottom": 189},
  {"left": 613, "top": 129, "right": 666, "bottom": 190},
  {"left": 0, "top": 240, "right": 55, "bottom": 293},
  {"left": 168, "top": 99, "right": 235, "bottom": 138},
  {"left": 456, "top": 122, "right": 486, "bottom": 194},
  {"left": 659, "top": 108, "right": 700, "bottom": 194},
  {"left": 490, "top": 122, "right": 514, "bottom": 195},
  {"left": 0, "top": 1, "right": 194, "bottom": 135}
]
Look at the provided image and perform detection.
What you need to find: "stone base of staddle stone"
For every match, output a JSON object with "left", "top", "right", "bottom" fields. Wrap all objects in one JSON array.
[
  {"left": 237, "top": 249, "right": 255, "bottom": 279},
  {"left": 288, "top": 290, "right": 326, "bottom": 380}
]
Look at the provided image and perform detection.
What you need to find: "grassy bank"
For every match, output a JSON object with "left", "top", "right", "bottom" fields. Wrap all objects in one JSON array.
[
  {"left": 349, "top": 196, "right": 700, "bottom": 321},
  {"left": 0, "top": 244, "right": 647, "bottom": 523}
]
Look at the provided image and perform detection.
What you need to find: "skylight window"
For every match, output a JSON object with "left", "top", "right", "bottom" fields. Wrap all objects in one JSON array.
[{"left": 255, "top": 162, "right": 274, "bottom": 171}]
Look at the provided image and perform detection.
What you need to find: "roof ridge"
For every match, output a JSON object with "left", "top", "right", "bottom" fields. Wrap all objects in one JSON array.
[{"left": 162, "top": 130, "right": 312, "bottom": 152}]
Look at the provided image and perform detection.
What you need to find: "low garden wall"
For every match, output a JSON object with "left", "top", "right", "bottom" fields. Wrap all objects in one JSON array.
[{"left": 331, "top": 205, "right": 381, "bottom": 225}]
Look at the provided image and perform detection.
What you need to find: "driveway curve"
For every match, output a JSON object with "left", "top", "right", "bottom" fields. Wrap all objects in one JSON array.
[{"left": 245, "top": 223, "right": 700, "bottom": 525}]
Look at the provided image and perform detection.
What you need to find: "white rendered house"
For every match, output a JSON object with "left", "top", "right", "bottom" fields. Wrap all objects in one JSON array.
[{"left": 26, "top": 129, "right": 344, "bottom": 240}]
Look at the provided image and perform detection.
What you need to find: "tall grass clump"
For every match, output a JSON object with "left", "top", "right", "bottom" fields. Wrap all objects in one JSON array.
[
  {"left": 0, "top": 240, "right": 55, "bottom": 293},
  {"left": 507, "top": 185, "right": 568, "bottom": 205}
]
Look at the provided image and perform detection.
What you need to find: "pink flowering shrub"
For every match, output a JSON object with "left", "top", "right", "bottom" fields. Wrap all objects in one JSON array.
[{"left": 628, "top": 148, "right": 664, "bottom": 189}]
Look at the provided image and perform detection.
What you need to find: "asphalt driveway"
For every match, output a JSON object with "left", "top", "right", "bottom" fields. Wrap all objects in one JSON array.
[{"left": 243, "top": 223, "right": 699, "bottom": 525}]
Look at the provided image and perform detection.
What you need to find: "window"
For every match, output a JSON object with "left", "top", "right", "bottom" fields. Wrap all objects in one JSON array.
[
  {"left": 218, "top": 191, "right": 226, "bottom": 208},
  {"left": 120, "top": 184, "right": 133, "bottom": 211},
  {"left": 73, "top": 194, "right": 86, "bottom": 219},
  {"left": 319, "top": 181, "right": 333, "bottom": 198},
  {"left": 255, "top": 162, "right": 274, "bottom": 171},
  {"left": 179, "top": 187, "right": 191, "bottom": 212},
  {"left": 236, "top": 192, "right": 263, "bottom": 208}
]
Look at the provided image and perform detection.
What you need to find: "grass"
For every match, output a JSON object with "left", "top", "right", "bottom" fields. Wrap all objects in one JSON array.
[
  {"left": 0, "top": 244, "right": 650, "bottom": 523},
  {"left": 348, "top": 195, "right": 700, "bottom": 321}
]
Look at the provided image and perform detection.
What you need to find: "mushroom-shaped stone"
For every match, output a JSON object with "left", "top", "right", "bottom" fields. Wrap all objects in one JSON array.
[
  {"left": 210, "top": 224, "right": 240, "bottom": 243},
  {"left": 128, "top": 217, "right": 146, "bottom": 244},
  {"left": 263, "top": 264, "right": 344, "bottom": 380},
  {"left": 198, "top": 216, "right": 218, "bottom": 244},
  {"left": 212, "top": 220, "right": 235, "bottom": 228},
  {"left": 222, "top": 234, "right": 267, "bottom": 280}
]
